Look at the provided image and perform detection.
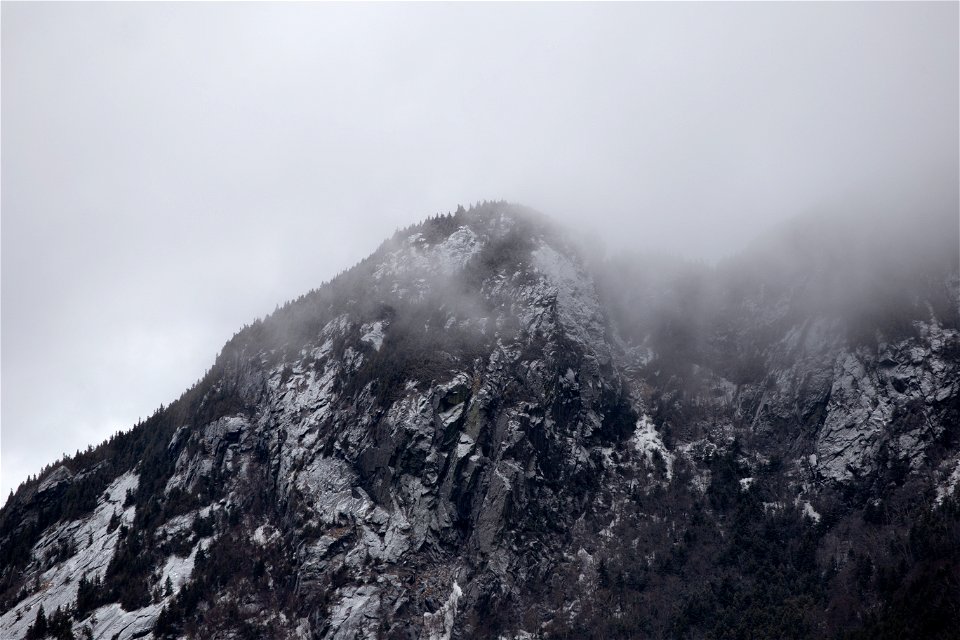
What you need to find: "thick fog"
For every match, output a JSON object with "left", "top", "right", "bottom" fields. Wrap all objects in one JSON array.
[{"left": 2, "top": 2, "right": 957, "bottom": 496}]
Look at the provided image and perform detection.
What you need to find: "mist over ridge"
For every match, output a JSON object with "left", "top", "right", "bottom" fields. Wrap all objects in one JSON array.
[
  {"left": 2, "top": 2, "right": 959, "bottom": 637},
  {"left": 4, "top": 1, "right": 958, "bottom": 496},
  {"left": 3, "top": 199, "right": 959, "bottom": 639}
]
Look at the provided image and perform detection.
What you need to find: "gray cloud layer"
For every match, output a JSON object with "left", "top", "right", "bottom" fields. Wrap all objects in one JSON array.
[{"left": 2, "top": 2, "right": 957, "bottom": 495}]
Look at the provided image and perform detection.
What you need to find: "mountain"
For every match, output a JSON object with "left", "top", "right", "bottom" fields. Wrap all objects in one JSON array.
[{"left": 2, "top": 202, "right": 958, "bottom": 640}]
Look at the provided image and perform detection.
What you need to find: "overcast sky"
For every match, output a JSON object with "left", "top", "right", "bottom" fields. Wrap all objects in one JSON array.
[{"left": 2, "top": 2, "right": 957, "bottom": 497}]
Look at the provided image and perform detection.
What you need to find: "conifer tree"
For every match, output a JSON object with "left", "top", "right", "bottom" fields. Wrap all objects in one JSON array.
[{"left": 25, "top": 603, "right": 46, "bottom": 640}]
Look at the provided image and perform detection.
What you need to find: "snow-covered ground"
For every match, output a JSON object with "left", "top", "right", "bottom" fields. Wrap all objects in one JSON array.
[{"left": 1, "top": 472, "right": 139, "bottom": 639}]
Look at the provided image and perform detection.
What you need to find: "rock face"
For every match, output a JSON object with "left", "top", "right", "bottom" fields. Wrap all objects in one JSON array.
[{"left": 2, "top": 202, "right": 959, "bottom": 640}]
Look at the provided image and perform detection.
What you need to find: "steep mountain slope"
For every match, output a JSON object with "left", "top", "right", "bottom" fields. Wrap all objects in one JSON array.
[{"left": 2, "top": 202, "right": 958, "bottom": 640}]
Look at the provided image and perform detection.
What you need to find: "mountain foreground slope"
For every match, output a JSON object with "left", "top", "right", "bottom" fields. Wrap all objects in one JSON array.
[{"left": 2, "top": 202, "right": 959, "bottom": 640}]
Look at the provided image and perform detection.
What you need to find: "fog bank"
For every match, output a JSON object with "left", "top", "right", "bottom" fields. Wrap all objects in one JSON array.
[{"left": 2, "top": 2, "right": 957, "bottom": 495}]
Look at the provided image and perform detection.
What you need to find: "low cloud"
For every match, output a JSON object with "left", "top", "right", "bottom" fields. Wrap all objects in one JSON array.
[{"left": 2, "top": 2, "right": 957, "bottom": 494}]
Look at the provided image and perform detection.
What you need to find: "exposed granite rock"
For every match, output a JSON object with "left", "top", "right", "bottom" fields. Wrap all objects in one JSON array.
[{"left": 2, "top": 204, "right": 957, "bottom": 640}]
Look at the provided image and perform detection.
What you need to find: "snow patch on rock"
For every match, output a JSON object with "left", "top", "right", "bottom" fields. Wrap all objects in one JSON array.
[
  {"left": 326, "top": 585, "right": 381, "bottom": 640},
  {"left": 360, "top": 320, "right": 387, "bottom": 351},
  {"left": 78, "top": 602, "right": 163, "bottom": 640},
  {"left": 936, "top": 460, "right": 960, "bottom": 506},
  {"left": 423, "top": 581, "right": 462, "bottom": 640},
  {"left": 439, "top": 402, "right": 466, "bottom": 428},
  {"left": 801, "top": 501, "right": 822, "bottom": 524},
  {"left": 1, "top": 472, "right": 139, "bottom": 640},
  {"left": 159, "top": 538, "right": 207, "bottom": 594},
  {"left": 816, "top": 353, "right": 890, "bottom": 482},
  {"left": 631, "top": 415, "right": 674, "bottom": 480},
  {"left": 531, "top": 244, "right": 606, "bottom": 352},
  {"left": 253, "top": 524, "right": 280, "bottom": 546},
  {"left": 374, "top": 226, "right": 481, "bottom": 285}
]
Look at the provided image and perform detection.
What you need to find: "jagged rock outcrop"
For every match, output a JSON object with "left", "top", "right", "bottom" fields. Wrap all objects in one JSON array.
[{"left": 2, "top": 202, "right": 958, "bottom": 640}]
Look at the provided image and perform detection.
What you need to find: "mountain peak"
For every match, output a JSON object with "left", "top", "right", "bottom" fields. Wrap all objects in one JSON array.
[{"left": 2, "top": 204, "right": 958, "bottom": 640}]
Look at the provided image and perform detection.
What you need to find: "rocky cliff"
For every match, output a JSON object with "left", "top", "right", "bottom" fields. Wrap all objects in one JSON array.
[{"left": 2, "top": 202, "right": 958, "bottom": 639}]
